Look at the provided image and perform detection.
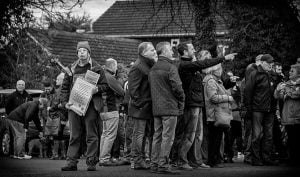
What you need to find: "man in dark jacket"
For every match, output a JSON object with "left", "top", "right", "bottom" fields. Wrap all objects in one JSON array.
[
  {"left": 172, "top": 42, "right": 236, "bottom": 170},
  {"left": 242, "top": 54, "right": 263, "bottom": 164},
  {"left": 128, "top": 42, "right": 157, "bottom": 169},
  {"left": 149, "top": 42, "right": 184, "bottom": 174},
  {"left": 60, "top": 41, "right": 109, "bottom": 171},
  {"left": 244, "top": 54, "right": 278, "bottom": 166},
  {"left": 7, "top": 98, "right": 47, "bottom": 159},
  {"left": 5, "top": 80, "right": 32, "bottom": 115}
]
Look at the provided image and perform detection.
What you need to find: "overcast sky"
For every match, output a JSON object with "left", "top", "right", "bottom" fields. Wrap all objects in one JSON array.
[
  {"left": 33, "top": 0, "right": 117, "bottom": 22},
  {"left": 71, "top": 0, "right": 116, "bottom": 21}
]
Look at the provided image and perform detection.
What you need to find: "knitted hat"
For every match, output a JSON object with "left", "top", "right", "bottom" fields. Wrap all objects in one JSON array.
[
  {"left": 77, "top": 41, "right": 91, "bottom": 53},
  {"left": 260, "top": 54, "right": 274, "bottom": 63}
]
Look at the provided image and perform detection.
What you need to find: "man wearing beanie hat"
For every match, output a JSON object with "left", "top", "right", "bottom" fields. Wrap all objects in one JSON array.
[
  {"left": 244, "top": 53, "right": 278, "bottom": 166},
  {"left": 61, "top": 41, "right": 109, "bottom": 171}
]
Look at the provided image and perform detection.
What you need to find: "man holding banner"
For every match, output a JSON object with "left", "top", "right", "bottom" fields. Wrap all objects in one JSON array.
[{"left": 60, "top": 41, "right": 108, "bottom": 171}]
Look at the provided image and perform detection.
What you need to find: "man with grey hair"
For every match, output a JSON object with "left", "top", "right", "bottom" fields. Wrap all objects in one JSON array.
[
  {"left": 5, "top": 80, "right": 32, "bottom": 115},
  {"left": 149, "top": 41, "right": 184, "bottom": 174},
  {"left": 128, "top": 42, "right": 157, "bottom": 169},
  {"left": 99, "top": 58, "right": 124, "bottom": 166}
]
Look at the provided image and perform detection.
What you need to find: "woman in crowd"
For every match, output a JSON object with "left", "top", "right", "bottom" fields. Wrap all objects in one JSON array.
[
  {"left": 202, "top": 63, "right": 233, "bottom": 168},
  {"left": 274, "top": 63, "right": 300, "bottom": 166}
]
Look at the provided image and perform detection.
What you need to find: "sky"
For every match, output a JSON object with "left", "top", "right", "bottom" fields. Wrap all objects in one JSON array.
[
  {"left": 33, "top": 0, "right": 117, "bottom": 22},
  {"left": 71, "top": 0, "right": 116, "bottom": 21}
]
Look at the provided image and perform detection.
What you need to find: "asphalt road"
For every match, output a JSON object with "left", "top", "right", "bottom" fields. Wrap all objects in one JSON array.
[{"left": 0, "top": 157, "right": 299, "bottom": 177}]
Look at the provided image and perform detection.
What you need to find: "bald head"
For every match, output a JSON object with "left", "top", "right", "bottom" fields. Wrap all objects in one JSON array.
[{"left": 16, "top": 80, "right": 25, "bottom": 92}]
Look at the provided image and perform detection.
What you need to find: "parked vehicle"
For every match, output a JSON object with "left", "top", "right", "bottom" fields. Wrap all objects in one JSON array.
[{"left": 0, "top": 89, "right": 43, "bottom": 156}]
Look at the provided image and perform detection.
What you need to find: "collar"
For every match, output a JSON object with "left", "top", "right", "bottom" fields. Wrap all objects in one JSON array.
[
  {"left": 159, "top": 56, "right": 175, "bottom": 64},
  {"left": 180, "top": 56, "right": 192, "bottom": 61}
]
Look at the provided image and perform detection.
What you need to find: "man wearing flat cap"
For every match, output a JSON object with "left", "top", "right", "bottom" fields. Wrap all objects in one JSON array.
[
  {"left": 61, "top": 41, "right": 109, "bottom": 171},
  {"left": 244, "top": 54, "right": 278, "bottom": 166}
]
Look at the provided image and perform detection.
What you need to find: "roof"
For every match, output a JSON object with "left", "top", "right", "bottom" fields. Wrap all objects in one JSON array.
[
  {"left": 93, "top": 0, "right": 228, "bottom": 38},
  {"left": 0, "top": 89, "right": 43, "bottom": 95},
  {"left": 48, "top": 30, "right": 141, "bottom": 66}
]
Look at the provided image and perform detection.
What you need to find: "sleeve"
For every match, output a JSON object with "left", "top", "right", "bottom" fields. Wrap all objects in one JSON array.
[
  {"left": 288, "top": 85, "right": 300, "bottom": 99},
  {"left": 33, "top": 113, "right": 43, "bottom": 132},
  {"left": 180, "top": 57, "right": 224, "bottom": 72},
  {"left": 274, "top": 84, "right": 284, "bottom": 100},
  {"left": 94, "top": 66, "right": 109, "bottom": 94},
  {"left": 205, "top": 79, "right": 231, "bottom": 104},
  {"left": 221, "top": 72, "right": 236, "bottom": 89},
  {"left": 60, "top": 73, "right": 72, "bottom": 106},
  {"left": 128, "top": 67, "right": 144, "bottom": 108},
  {"left": 168, "top": 66, "right": 185, "bottom": 109},
  {"left": 24, "top": 104, "right": 42, "bottom": 131},
  {"left": 5, "top": 94, "right": 14, "bottom": 115},
  {"left": 244, "top": 71, "right": 256, "bottom": 110},
  {"left": 27, "top": 93, "right": 33, "bottom": 101}
]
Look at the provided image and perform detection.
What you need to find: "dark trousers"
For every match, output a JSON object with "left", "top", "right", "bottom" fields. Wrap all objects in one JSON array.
[
  {"left": 225, "top": 120, "right": 243, "bottom": 159},
  {"left": 207, "top": 122, "right": 226, "bottom": 166},
  {"left": 66, "top": 102, "right": 99, "bottom": 166},
  {"left": 272, "top": 116, "right": 287, "bottom": 159},
  {"left": 251, "top": 111, "right": 274, "bottom": 163},
  {"left": 286, "top": 124, "right": 300, "bottom": 165},
  {"left": 243, "top": 111, "right": 252, "bottom": 161}
]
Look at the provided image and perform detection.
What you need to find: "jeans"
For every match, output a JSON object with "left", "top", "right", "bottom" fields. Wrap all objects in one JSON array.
[
  {"left": 8, "top": 119, "right": 26, "bottom": 157},
  {"left": 251, "top": 111, "right": 274, "bottom": 163},
  {"left": 187, "top": 109, "right": 204, "bottom": 164},
  {"left": 177, "top": 107, "right": 199, "bottom": 164},
  {"left": 99, "top": 112, "right": 119, "bottom": 161},
  {"left": 151, "top": 116, "right": 177, "bottom": 168},
  {"left": 131, "top": 118, "right": 148, "bottom": 164},
  {"left": 66, "top": 102, "right": 99, "bottom": 166}
]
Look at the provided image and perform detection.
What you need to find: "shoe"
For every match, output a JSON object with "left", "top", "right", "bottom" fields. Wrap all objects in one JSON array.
[
  {"left": 264, "top": 160, "right": 279, "bottom": 166},
  {"left": 150, "top": 165, "right": 158, "bottom": 173},
  {"left": 50, "top": 156, "right": 60, "bottom": 160},
  {"left": 244, "top": 158, "right": 252, "bottom": 164},
  {"left": 198, "top": 163, "right": 210, "bottom": 168},
  {"left": 99, "top": 160, "right": 117, "bottom": 167},
  {"left": 157, "top": 167, "right": 180, "bottom": 175},
  {"left": 252, "top": 161, "right": 264, "bottom": 166},
  {"left": 134, "top": 161, "right": 150, "bottom": 170},
  {"left": 87, "top": 165, "right": 96, "bottom": 171},
  {"left": 178, "top": 163, "right": 193, "bottom": 171},
  {"left": 61, "top": 165, "right": 77, "bottom": 171},
  {"left": 227, "top": 159, "right": 234, "bottom": 163},
  {"left": 211, "top": 163, "right": 224, "bottom": 168},
  {"left": 16, "top": 155, "right": 32, "bottom": 160}
]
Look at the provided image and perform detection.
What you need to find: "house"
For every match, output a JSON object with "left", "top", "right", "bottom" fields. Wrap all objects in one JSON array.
[
  {"left": 93, "top": 0, "right": 228, "bottom": 47},
  {"left": 29, "top": 29, "right": 141, "bottom": 66}
]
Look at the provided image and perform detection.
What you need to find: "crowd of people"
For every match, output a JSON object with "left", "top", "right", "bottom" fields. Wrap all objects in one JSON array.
[{"left": 4, "top": 40, "right": 300, "bottom": 174}]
